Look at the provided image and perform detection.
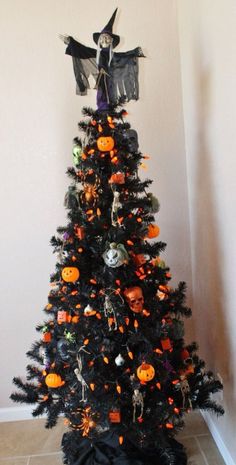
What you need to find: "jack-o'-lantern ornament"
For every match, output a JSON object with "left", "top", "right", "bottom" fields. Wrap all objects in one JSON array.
[
  {"left": 61, "top": 267, "right": 80, "bottom": 282},
  {"left": 97, "top": 136, "right": 115, "bottom": 152},
  {"left": 146, "top": 223, "right": 160, "bottom": 239},
  {"left": 103, "top": 243, "right": 129, "bottom": 268},
  {"left": 45, "top": 373, "right": 65, "bottom": 388},
  {"left": 124, "top": 287, "right": 144, "bottom": 313},
  {"left": 137, "top": 363, "right": 155, "bottom": 384}
]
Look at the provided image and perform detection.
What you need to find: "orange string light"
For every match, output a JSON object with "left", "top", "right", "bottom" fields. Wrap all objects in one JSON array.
[{"left": 119, "top": 436, "right": 124, "bottom": 445}]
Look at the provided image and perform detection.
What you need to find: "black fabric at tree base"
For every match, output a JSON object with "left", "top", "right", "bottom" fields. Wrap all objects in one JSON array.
[{"left": 62, "top": 431, "right": 187, "bottom": 465}]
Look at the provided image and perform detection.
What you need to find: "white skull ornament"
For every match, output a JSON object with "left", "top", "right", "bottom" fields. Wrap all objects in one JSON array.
[{"left": 124, "top": 287, "right": 144, "bottom": 314}]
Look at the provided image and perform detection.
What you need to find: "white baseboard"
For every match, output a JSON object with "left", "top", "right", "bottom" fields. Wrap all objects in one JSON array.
[
  {"left": 0, "top": 406, "right": 46, "bottom": 422},
  {"left": 201, "top": 411, "right": 235, "bottom": 465}
]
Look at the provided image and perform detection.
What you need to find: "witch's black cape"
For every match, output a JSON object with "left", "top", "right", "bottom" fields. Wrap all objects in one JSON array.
[{"left": 65, "top": 37, "right": 144, "bottom": 105}]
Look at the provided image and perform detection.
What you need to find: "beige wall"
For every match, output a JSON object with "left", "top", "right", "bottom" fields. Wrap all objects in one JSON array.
[
  {"left": 177, "top": 1, "right": 236, "bottom": 463},
  {"left": 0, "top": 1, "right": 191, "bottom": 409}
]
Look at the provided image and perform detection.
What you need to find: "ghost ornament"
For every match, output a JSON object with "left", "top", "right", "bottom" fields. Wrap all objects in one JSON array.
[
  {"left": 103, "top": 243, "right": 129, "bottom": 268},
  {"left": 115, "top": 354, "right": 125, "bottom": 366}
]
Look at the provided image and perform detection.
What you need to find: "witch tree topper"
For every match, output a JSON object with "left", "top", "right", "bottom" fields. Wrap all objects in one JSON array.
[{"left": 61, "top": 9, "right": 145, "bottom": 110}]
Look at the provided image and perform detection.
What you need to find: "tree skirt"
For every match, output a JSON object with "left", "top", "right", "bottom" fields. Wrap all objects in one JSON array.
[{"left": 62, "top": 431, "right": 187, "bottom": 465}]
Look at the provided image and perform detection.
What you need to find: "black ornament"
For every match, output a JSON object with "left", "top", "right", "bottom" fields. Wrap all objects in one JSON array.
[
  {"left": 57, "top": 339, "right": 76, "bottom": 362},
  {"left": 64, "top": 185, "right": 80, "bottom": 210},
  {"left": 123, "top": 129, "right": 139, "bottom": 152}
]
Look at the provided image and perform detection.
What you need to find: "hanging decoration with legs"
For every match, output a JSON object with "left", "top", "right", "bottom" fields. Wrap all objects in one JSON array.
[
  {"left": 74, "top": 351, "right": 90, "bottom": 403},
  {"left": 132, "top": 389, "right": 144, "bottom": 422}
]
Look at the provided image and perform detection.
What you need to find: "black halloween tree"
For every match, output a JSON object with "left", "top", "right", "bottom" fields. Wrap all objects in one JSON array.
[{"left": 11, "top": 9, "right": 223, "bottom": 465}]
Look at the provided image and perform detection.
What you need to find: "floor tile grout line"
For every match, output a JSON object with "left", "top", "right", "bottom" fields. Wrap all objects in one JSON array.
[
  {"left": 29, "top": 451, "right": 62, "bottom": 458},
  {"left": 178, "top": 433, "right": 210, "bottom": 440},
  {"left": 0, "top": 451, "right": 61, "bottom": 460},
  {"left": 195, "top": 436, "right": 211, "bottom": 465},
  {"left": 26, "top": 457, "right": 31, "bottom": 465}
]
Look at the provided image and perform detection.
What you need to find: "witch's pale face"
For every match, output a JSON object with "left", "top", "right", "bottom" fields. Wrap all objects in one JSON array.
[{"left": 99, "top": 33, "right": 113, "bottom": 48}]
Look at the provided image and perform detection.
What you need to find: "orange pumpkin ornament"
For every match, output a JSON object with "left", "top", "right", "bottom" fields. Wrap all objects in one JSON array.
[
  {"left": 146, "top": 223, "right": 160, "bottom": 239},
  {"left": 45, "top": 373, "right": 64, "bottom": 388},
  {"left": 61, "top": 267, "right": 80, "bottom": 282},
  {"left": 109, "top": 172, "right": 125, "bottom": 185},
  {"left": 97, "top": 136, "right": 115, "bottom": 152},
  {"left": 137, "top": 363, "right": 155, "bottom": 384}
]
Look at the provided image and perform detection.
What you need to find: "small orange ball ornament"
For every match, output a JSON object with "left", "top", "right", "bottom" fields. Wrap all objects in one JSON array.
[
  {"left": 45, "top": 373, "right": 64, "bottom": 388},
  {"left": 146, "top": 224, "right": 160, "bottom": 239},
  {"left": 61, "top": 267, "right": 80, "bottom": 282},
  {"left": 97, "top": 136, "right": 115, "bottom": 152},
  {"left": 137, "top": 363, "right": 155, "bottom": 384}
]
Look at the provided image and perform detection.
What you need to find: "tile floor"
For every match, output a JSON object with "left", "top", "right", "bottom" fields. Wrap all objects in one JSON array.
[{"left": 0, "top": 412, "right": 225, "bottom": 465}]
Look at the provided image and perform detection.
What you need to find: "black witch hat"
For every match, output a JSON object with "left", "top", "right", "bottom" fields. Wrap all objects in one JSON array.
[{"left": 93, "top": 9, "right": 120, "bottom": 48}]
